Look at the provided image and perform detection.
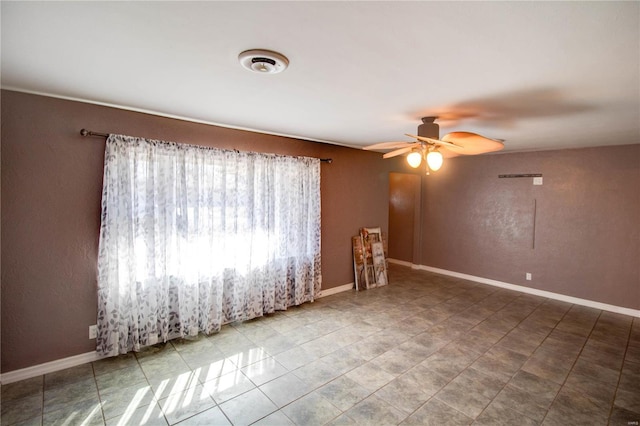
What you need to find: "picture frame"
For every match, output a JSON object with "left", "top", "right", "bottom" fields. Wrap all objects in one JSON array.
[{"left": 352, "top": 227, "right": 388, "bottom": 290}]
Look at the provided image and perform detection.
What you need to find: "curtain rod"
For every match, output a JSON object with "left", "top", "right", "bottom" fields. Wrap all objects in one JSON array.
[{"left": 80, "top": 129, "right": 333, "bottom": 163}]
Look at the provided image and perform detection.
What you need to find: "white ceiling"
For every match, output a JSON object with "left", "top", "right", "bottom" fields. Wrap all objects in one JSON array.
[{"left": 2, "top": 1, "right": 639, "bottom": 152}]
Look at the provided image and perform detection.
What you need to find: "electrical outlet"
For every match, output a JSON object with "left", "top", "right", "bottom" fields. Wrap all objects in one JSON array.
[
  {"left": 89, "top": 325, "right": 97, "bottom": 339},
  {"left": 533, "top": 177, "right": 543, "bottom": 185},
  {"left": 526, "top": 273, "right": 532, "bottom": 281}
]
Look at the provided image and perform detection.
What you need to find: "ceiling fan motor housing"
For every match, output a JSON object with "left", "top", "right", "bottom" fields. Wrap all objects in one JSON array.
[{"left": 418, "top": 117, "right": 439, "bottom": 139}]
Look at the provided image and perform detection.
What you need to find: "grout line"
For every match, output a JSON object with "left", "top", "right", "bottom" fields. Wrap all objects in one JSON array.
[
  {"left": 470, "top": 293, "right": 561, "bottom": 423},
  {"left": 606, "top": 318, "right": 634, "bottom": 422},
  {"left": 403, "top": 274, "right": 549, "bottom": 422},
  {"left": 89, "top": 361, "right": 106, "bottom": 424},
  {"left": 539, "top": 308, "right": 603, "bottom": 424}
]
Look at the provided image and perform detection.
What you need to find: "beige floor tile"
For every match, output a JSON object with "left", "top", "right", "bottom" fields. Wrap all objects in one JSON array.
[
  {"left": 345, "top": 362, "right": 396, "bottom": 393},
  {"left": 1, "top": 394, "right": 43, "bottom": 425},
  {"left": 100, "top": 382, "right": 156, "bottom": 421},
  {"left": 43, "top": 377, "right": 99, "bottom": 414},
  {"left": 176, "top": 406, "right": 230, "bottom": 425},
  {"left": 42, "top": 397, "right": 103, "bottom": 426},
  {"left": 44, "top": 363, "right": 94, "bottom": 390},
  {"left": 259, "top": 372, "right": 313, "bottom": 408},
  {"left": 202, "top": 369, "right": 255, "bottom": 404},
  {"left": 105, "top": 401, "right": 167, "bottom": 426},
  {"left": 217, "top": 388, "right": 275, "bottom": 424},
  {"left": 316, "top": 375, "right": 371, "bottom": 412},
  {"left": 158, "top": 384, "right": 216, "bottom": 425},
  {"left": 402, "top": 399, "right": 473, "bottom": 425},
  {"left": 1, "top": 376, "right": 43, "bottom": 401},
  {"left": 281, "top": 391, "right": 341, "bottom": 425}
]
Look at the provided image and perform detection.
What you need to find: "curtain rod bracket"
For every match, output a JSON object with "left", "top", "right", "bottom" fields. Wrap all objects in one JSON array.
[{"left": 80, "top": 129, "right": 109, "bottom": 138}]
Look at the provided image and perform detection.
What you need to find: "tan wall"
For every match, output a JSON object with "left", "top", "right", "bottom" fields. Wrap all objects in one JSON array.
[
  {"left": 0, "top": 90, "right": 390, "bottom": 372},
  {"left": 419, "top": 145, "right": 640, "bottom": 310}
]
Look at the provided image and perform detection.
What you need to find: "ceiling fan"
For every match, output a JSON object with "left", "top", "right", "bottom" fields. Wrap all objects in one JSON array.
[{"left": 363, "top": 117, "right": 504, "bottom": 174}]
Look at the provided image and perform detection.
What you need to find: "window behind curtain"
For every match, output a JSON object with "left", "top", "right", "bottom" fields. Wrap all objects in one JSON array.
[{"left": 96, "top": 134, "right": 321, "bottom": 356}]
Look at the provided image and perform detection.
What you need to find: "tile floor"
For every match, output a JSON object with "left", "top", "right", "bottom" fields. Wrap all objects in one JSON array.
[{"left": 2, "top": 265, "right": 639, "bottom": 425}]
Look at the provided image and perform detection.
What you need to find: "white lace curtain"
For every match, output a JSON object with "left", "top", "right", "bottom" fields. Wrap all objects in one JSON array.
[{"left": 96, "top": 134, "right": 321, "bottom": 356}]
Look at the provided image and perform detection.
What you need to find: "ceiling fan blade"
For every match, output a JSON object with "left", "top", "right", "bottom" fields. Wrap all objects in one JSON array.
[
  {"left": 438, "top": 146, "right": 462, "bottom": 158},
  {"left": 405, "top": 134, "right": 461, "bottom": 149},
  {"left": 363, "top": 141, "right": 416, "bottom": 150},
  {"left": 441, "top": 132, "right": 505, "bottom": 155},
  {"left": 383, "top": 146, "right": 414, "bottom": 159}
]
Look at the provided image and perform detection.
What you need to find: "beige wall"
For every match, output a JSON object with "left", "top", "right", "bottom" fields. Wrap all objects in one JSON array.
[
  {"left": 0, "top": 90, "right": 390, "bottom": 372},
  {"left": 418, "top": 145, "right": 640, "bottom": 310}
]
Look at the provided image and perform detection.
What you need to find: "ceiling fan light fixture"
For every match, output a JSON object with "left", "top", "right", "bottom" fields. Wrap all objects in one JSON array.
[
  {"left": 363, "top": 117, "right": 504, "bottom": 177},
  {"left": 427, "top": 150, "right": 444, "bottom": 171},
  {"left": 407, "top": 151, "right": 422, "bottom": 168}
]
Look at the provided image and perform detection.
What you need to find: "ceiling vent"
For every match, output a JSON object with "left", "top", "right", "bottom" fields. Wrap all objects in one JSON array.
[{"left": 239, "top": 49, "right": 289, "bottom": 74}]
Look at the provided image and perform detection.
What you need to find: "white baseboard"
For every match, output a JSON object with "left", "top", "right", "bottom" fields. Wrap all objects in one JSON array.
[
  {"left": 318, "top": 282, "right": 353, "bottom": 298},
  {"left": 406, "top": 263, "right": 640, "bottom": 318},
  {"left": 1, "top": 351, "right": 105, "bottom": 385},
  {"left": 387, "top": 258, "right": 413, "bottom": 267}
]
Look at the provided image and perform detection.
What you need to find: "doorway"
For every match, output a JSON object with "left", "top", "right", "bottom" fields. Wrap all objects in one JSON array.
[{"left": 388, "top": 173, "right": 421, "bottom": 264}]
